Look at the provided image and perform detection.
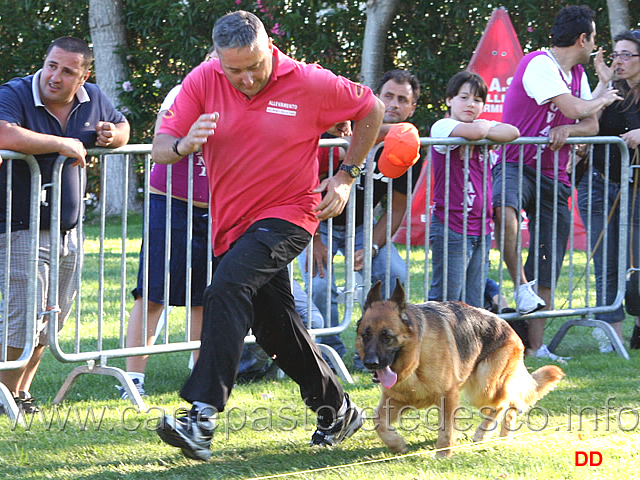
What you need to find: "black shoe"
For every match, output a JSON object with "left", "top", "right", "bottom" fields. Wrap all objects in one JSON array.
[
  {"left": 310, "top": 394, "right": 363, "bottom": 447},
  {"left": 156, "top": 407, "right": 214, "bottom": 461},
  {"left": 631, "top": 324, "right": 640, "bottom": 350}
]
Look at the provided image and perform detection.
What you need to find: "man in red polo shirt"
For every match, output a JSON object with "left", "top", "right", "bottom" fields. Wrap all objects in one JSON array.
[{"left": 153, "top": 11, "right": 384, "bottom": 461}]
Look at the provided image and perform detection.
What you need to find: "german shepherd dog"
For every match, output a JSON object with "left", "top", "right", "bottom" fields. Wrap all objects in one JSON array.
[{"left": 356, "top": 280, "right": 564, "bottom": 457}]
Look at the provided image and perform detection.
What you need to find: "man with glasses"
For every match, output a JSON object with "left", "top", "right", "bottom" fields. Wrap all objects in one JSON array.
[{"left": 577, "top": 29, "right": 640, "bottom": 352}]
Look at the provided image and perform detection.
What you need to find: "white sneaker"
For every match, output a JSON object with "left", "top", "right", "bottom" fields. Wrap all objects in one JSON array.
[
  {"left": 115, "top": 377, "right": 146, "bottom": 400},
  {"left": 515, "top": 280, "right": 546, "bottom": 314},
  {"left": 534, "top": 344, "right": 569, "bottom": 364},
  {"left": 592, "top": 328, "right": 614, "bottom": 353}
]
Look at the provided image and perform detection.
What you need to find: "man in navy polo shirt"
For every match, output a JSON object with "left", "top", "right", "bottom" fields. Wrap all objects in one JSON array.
[{"left": 0, "top": 36, "right": 130, "bottom": 413}]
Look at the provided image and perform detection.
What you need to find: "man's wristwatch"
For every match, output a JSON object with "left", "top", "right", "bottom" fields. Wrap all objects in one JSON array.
[
  {"left": 372, "top": 243, "right": 380, "bottom": 258},
  {"left": 338, "top": 163, "right": 362, "bottom": 178}
]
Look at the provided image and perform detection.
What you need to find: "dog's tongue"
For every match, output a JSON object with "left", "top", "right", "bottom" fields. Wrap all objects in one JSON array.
[{"left": 376, "top": 367, "right": 397, "bottom": 389}]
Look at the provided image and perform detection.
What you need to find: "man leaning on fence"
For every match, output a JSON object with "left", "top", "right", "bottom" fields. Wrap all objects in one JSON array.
[
  {"left": 0, "top": 37, "right": 130, "bottom": 414},
  {"left": 152, "top": 11, "right": 384, "bottom": 461},
  {"left": 492, "top": 5, "right": 622, "bottom": 361}
]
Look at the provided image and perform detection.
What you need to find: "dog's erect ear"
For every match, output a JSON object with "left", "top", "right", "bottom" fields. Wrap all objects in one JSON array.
[
  {"left": 364, "top": 280, "right": 383, "bottom": 311},
  {"left": 389, "top": 278, "right": 405, "bottom": 307}
]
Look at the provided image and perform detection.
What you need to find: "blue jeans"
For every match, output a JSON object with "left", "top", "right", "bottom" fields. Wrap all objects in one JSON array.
[
  {"left": 428, "top": 215, "right": 490, "bottom": 307},
  {"left": 577, "top": 170, "right": 640, "bottom": 322},
  {"left": 297, "top": 221, "right": 407, "bottom": 357}
]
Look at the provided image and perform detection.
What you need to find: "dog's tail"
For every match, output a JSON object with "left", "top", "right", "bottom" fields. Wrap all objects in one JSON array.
[{"left": 523, "top": 365, "right": 565, "bottom": 406}]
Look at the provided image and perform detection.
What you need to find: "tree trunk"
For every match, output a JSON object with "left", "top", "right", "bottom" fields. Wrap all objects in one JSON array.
[
  {"left": 360, "top": 0, "right": 401, "bottom": 89},
  {"left": 89, "top": 0, "right": 138, "bottom": 215},
  {"left": 606, "top": 0, "right": 629, "bottom": 43}
]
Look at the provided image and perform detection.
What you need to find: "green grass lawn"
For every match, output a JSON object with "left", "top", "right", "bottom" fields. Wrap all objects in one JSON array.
[{"left": 1, "top": 213, "right": 639, "bottom": 479}]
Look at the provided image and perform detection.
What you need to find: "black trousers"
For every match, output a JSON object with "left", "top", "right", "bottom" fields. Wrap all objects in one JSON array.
[{"left": 180, "top": 218, "right": 344, "bottom": 415}]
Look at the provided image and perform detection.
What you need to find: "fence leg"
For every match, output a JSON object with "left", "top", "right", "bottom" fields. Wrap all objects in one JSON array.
[
  {"left": 0, "top": 382, "right": 24, "bottom": 425},
  {"left": 53, "top": 363, "right": 147, "bottom": 410},
  {"left": 548, "top": 318, "right": 629, "bottom": 360},
  {"left": 317, "top": 344, "right": 354, "bottom": 384}
]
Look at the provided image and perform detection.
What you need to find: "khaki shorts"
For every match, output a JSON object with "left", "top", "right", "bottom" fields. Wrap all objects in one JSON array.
[{"left": 0, "top": 228, "right": 80, "bottom": 348}]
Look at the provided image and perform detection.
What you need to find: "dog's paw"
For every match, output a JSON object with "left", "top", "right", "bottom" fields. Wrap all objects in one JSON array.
[
  {"left": 378, "top": 431, "right": 407, "bottom": 453},
  {"left": 435, "top": 439, "right": 454, "bottom": 458},
  {"left": 381, "top": 435, "right": 407, "bottom": 454}
]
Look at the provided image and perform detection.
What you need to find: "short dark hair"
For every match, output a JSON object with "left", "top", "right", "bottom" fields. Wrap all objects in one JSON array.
[
  {"left": 213, "top": 10, "right": 266, "bottom": 51},
  {"left": 550, "top": 5, "right": 595, "bottom": 47},
  {"left": 613, "top": 30, "right": 640, "bottom": 52},
  {"left": 445, "top": 71, "right": 488, "bottom": 103},
  {"left": 45, "top": 37, "right": 93, "bottom": 70},
  {"left": 375, "top": 70, "right": 421, "bottom": 103}
]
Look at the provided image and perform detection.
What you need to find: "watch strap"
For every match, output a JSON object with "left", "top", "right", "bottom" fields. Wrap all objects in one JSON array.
[{"left": 172, "top": 138, "right": 185, "bottom": 157}]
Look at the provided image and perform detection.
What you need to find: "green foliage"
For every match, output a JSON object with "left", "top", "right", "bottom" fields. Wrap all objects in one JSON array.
[
  {"left": 0, "top": 1, "right": 89, "bottom": 79},
  {"left": 389, "top": 0, "right": 614, "bottom": 133},
  {"left": 117, "top": 0, "right": 367, "bottom": 143},
  {"left": 118, "top": 0, "right": 233, "bottom": 143}
]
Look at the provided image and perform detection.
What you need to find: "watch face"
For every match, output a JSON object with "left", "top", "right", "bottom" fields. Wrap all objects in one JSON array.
[{"left": 340, "top": 164, "right": 361, "bottom": 177}]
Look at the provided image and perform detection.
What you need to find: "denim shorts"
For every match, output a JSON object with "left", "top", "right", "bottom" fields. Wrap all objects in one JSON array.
[
  {"left": 133, "top": 193, "right": 211, "bottom": 306},
  {"left": 492, "top": 162, "right": 571, "bottom": 288}
]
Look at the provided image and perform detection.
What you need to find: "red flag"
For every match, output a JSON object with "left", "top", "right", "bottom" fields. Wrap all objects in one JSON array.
[{"left": 467, "top": 7, "right": 523, "bottom": 122}]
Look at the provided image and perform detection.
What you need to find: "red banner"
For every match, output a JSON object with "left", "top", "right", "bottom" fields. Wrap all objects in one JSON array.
[{"left": 467, "top": 7, "right": 523, "bottom": 121}]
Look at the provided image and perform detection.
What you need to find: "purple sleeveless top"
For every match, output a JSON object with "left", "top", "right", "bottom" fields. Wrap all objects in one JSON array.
[{"left": 501, "top": 51, "right": 584, "bottom": 187}]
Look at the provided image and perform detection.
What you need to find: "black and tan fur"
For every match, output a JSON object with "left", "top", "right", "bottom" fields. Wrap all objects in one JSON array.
[{"left": 356, "top": 279, "right": 564, "bottom": 457}]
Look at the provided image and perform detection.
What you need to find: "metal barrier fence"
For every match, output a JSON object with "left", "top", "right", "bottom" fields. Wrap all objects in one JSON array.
[
  {"left": 0, "top": 136, "right": 631, "bottom": 418},
  {"left": 309, "top": 136, "right": 631, "bottom": 363},
  {"left": 0, "top": 152, "right": 42, "bottom": 421},
  {"left": 0, "top": 144, "right": 357, "bottom": 415},
  {"left": 345, "top": 135, "right": 631, "bottom": 359}
]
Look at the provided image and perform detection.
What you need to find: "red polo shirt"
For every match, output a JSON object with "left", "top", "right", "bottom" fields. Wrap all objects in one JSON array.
[{"left": 159, "top": 47, "right": 376, "bottom": 255}]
